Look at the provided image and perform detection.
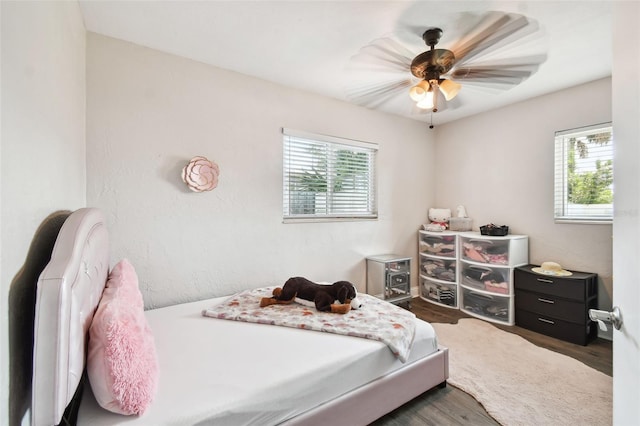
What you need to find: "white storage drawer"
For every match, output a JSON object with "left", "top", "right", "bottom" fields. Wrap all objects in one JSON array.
[
  {"left": 420, "top": 255, "right": 457, "bottom": 283},
  {"left": 418, "top": 232, "right": 456, "bottom": 258},
  {"left": 461, "top": 287, "right": 514, "bottom": 325},
  {"left": 420, "top": 276, "right": 457, "bottom": 308},
  {"left": 460, "top": 262, "right": 511, "bottom": 295},
  {"left": 459, "top": 233, "right": 528, "bottom": 266}
]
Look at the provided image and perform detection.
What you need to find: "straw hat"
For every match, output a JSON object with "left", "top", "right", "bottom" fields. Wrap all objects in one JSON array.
[{"left": 531, "top": 262, "right": 572, "bottom": 276}]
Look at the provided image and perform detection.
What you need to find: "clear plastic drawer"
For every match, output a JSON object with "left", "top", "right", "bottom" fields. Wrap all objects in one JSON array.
[
  {"left": 460, "top": 236, "right": 510, "bottom": 265},
  {"left": 420, "top": 256, "right": 457, "bottom": 283},
  {"left": 420, "top": 276, "right": 457, "bottom": 308},
  {"left": 461, "top": 287, "right": 512, "bottom": 324},
  {"left": 460, "top": 263, "right": 510, "bottom": 295},
  {"left": 419, "top": 233, "right": 456, "bottom": 258}
]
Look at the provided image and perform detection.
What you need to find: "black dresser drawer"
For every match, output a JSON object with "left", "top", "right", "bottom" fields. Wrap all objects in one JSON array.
[
  {"left": 514, "top": 266, "right": 596, "bottom": 302},
  {"left": 514, "top": 290, "right": 586, "bottom": 323},
  {"left": 515, "top": 309, "right": 596, "bottom": 346},
  {"left": 514, "top": 264, "right": 598, "bottom": 345}
]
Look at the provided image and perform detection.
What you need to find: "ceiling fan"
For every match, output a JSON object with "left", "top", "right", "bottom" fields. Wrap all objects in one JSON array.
[{"left": 346, "top": 11, "right": 547, "bottom": 123}]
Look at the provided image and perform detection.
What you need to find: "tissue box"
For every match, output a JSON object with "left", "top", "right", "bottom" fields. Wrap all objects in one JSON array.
[{"left": 449, "top": 217, "right": 472, "bottom": 231}]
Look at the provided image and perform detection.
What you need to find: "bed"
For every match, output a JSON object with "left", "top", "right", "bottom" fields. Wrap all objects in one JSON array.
[{"left": 31, "top": 207, "right": 449, "bottom": 426}]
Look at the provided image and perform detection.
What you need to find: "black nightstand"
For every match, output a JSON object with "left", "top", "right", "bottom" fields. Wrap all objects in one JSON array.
[{"left": 514, "top": 265, "right": 598, "bottom": 345}]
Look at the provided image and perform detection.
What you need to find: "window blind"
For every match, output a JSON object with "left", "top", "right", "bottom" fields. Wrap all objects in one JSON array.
[
  {"left": 554, "top": 123, "right": 613, "bottom": 222},
  {"left": 282, "top": 128, "right": 378, "bottom": 220}
]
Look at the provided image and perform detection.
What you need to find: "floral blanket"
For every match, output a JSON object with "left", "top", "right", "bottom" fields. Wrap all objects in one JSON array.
[{"left": 202, "top": 287, "right": 416, "bottom": 362}]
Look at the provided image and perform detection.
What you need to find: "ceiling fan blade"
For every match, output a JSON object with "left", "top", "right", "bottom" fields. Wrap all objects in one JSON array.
[
  {"left": 347, "top": 37, "right": 414, "bottom": 73},
  {"left": 460, "top": 54, "right": 548, "bottom": 69},
  {"left": 346, "top": 78, "right": 413, "bottom": 109},
  {"left": 451, "top": 12, "right": 537, "bottom": 66},
  {"left": 451, "top": 56, "right": 544, "bottom": 85},
  {"left": 345, "top": 36, "right": 417, "bottom": 109},
  {"left": 451, "top": 69, "right": 532, "bottom": 85}
]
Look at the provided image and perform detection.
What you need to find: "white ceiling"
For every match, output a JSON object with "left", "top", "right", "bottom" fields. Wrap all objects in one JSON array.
[{"left": 78, "top": 1, "right": 613, "bottom": 125}]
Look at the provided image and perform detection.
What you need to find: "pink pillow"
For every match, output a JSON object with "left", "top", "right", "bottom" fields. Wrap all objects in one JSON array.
[{"left": 87, "top": 259, "right": 159, "bottom": 415}]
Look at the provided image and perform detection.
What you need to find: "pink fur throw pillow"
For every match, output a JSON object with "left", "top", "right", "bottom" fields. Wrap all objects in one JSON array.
[{"left": 87, "top": 259, "right": 159, "bottom": 415}]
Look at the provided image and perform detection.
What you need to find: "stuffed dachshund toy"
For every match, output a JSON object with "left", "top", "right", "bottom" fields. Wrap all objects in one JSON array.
[{"left": 260, "top": 277, "right": 361, "bottom": 314}]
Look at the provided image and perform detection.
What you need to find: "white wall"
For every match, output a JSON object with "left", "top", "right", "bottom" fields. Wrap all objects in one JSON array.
[
  {"left": 86, "top": 33, "right": 435, "bottom": 309},
  {"left": 1, "top": 1, "right": 86, "bottom": 424},
  {"left": 434, "top": 78, "right": 613, "bottom": 318}
]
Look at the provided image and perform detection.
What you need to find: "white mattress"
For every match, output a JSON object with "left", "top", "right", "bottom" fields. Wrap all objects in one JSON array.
[{"left": 78, "top": 296, "right": 439, "bottom": 426}]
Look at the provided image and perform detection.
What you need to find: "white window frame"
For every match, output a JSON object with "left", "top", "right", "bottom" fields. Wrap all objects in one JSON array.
[
  {"left": 554, "top": 122, "right": 613, "bottom": 224},
  {"left": 282, "top": 128, "right": 378, "bottom": 222}
]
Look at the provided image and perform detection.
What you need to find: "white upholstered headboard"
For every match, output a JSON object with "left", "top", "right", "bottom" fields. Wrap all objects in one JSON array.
[{"left": 31, "top": 208, "right": 110, "bottom": 426}]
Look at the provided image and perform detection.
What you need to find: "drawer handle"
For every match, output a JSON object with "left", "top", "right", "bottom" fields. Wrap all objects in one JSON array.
[
  {"left": 538, "top": 317, "right": 555, "bottom": 325},
  {"left": 537, "top": 278, "right": 554, "bottom": 284},
  {"left": 537, "top": 298, "right": 555, "bottom": 304}
]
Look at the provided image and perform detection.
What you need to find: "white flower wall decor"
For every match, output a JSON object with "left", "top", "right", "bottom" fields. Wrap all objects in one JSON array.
[{"left": 182, "top": 156, "right": 220, "bottom": 192}]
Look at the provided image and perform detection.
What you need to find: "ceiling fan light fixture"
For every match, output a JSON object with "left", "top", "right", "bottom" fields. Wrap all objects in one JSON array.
[
  {"left": 416, "top": 83, "right": 435, "bottom": 110},
  {"left": 409, "top": 80, "right": 432, "bottom": 102},
  {"left": 439, "top": 78, "right": 462, "bottom": 101},
  {"left": 409, "top": 85, "right": 426, "bottom": 102}
]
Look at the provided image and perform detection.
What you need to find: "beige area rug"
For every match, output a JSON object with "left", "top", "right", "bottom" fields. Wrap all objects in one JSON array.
[{"left": 432, "top": 319, "right": 612, "bottom": 426}]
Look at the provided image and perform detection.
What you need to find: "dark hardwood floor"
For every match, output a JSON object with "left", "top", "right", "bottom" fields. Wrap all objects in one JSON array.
[{"left": 371, "top": 297, "right": 612, "bottom": 426}]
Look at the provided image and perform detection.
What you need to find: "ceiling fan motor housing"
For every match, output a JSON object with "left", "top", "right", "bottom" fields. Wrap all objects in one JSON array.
[
  {"left": 410, "top": 49, "right": 455, "bottom": 80},
  {"left": 411, "top": 27, "right": 455, "bottom": 80}
]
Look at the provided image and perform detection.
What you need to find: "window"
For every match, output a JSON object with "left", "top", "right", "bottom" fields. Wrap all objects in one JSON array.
[
  {"left": 554, "top": 123, "right": 613, "bottom": 223},
  {"left": 282, "top": 128, "right": 378, "bottom": 221}
]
